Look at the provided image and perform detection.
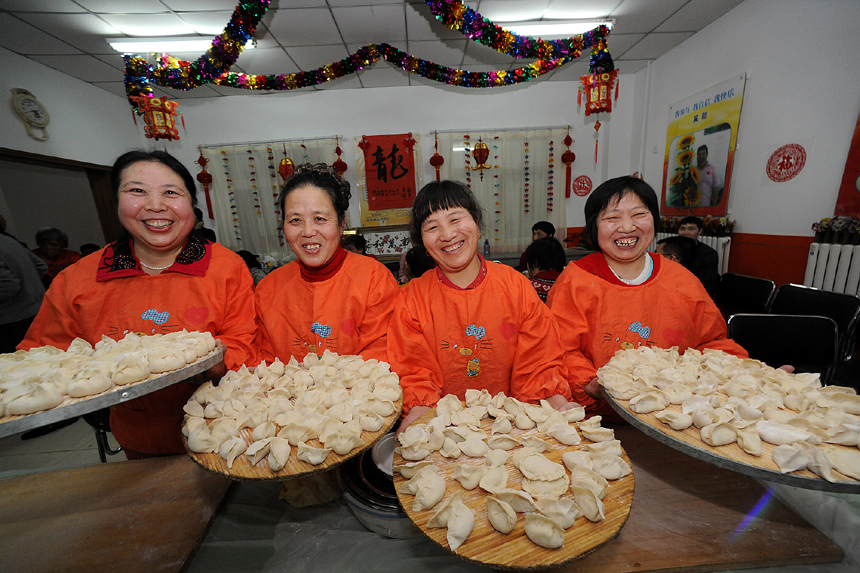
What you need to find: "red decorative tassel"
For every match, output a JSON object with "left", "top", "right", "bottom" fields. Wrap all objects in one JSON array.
[
  {"left": 132, "top": 108, "right": 137, "bottom": 126},
  {"left": 577, "top": 87, "right": 581, "bottom": 107},
  {"left": 594, "top": 119, "right": 602, "bottom": 165},
  {"left": 615, "top": 77, "right": 619, "bottom": 101},
  {"left": 181, "top": 112, "right": 186, "bottom": 131}
]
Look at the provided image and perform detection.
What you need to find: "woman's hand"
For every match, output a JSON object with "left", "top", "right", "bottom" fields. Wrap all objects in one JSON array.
[
  {"left": 396, "top": 405, "right": 432, "bottom": 435},
  {"left": 545, "top": 394, "right": 581, "bottom": 412},
  {"left": 584, "top": 378, "right": 602, "bottom": 399},
  {"left": 779, "top": 365, "right": 795, "bottom": 373}
]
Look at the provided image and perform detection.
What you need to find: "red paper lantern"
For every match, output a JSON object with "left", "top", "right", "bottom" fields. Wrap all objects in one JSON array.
[
  {"left": 131, "top": 95, "right": 180, "bottom": 141},
  {"left": 195, "top": 153, "right": 214, "bottom": 219},
  {"left": 579, "top": 70, "right": 618, "bottom": 116}
]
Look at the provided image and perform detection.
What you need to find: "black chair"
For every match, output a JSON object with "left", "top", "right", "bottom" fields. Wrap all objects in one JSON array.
[
  {"left": 727, "top": 313, "right": 839, "bottom": 385},
  {"left": 82, "top": 408, "right": 122, "bottom": 463},
  {"left": 715, "top": 273, "right": 776, "bottom": 320},
  {"left": 768, "top": 283, "right": 860, "bottom": 360}
]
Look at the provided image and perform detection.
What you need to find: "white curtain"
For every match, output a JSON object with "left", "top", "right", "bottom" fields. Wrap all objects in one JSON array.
[
  {"left": 201, "top": 139, "right": 338, "bottom": 262},
  {"left": 435, "top": 128, "right": 568, "bottom": 254}
]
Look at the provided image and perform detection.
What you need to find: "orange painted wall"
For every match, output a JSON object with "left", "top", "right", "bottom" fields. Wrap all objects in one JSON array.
[{"left": 565, "top": 227, "right": 813, "bottom": 288}]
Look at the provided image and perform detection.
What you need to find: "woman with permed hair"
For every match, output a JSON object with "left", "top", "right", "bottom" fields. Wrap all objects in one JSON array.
[
  {"left": 389, "top": 180, "right": 575, "bottom": 432},
  {"left": 547, "top": 176, "right": 746, "bottom": 416},
  {"left": 254, "top": 163, "right": 399, "bottom": 363}
]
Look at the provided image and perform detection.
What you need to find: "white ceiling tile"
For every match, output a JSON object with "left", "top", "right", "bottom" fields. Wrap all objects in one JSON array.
[
  {"left": 603, "top": 32, "right": 646, "bottom": 59},
  {"left": 285, "top": 44, "right": 351, "bottom": 71},
  {"left": 405, "top": 2, "right": 463, "bottom": 41},
  {"left": 357, "top": 64, "right": 411, "bottom": 88},
  {"left": 622, "top": 31, "right": 693, "bottom": 60},
  {"left": 0, "top": 0, "right": 86, "bottom": 12},
  {"left": 333, "top": 5, "right": 407, "bottom": 45},
  {"left": 99, "top": 14, "right": 196, "bottom": 36},
  {"left": 16, "top": 13, "right": 122, "bottom": 54},
  {"left": 613, "top": 59, "right": 648, "bottom": 73},
  {"left": 463, "top": 41, "right": 520, "bottom": 66},
  {"left": 543, "top": 59, "right": 591, "bottom": 82},
  {"left": 315, "top": 73, "right": 364, "bottom": 90},
  {"left": 93, "top": 53, "right": 127, "bottom": 71},
  {"left": 28, "top": 54, "right": 123, "bottom": 82},
  {"left": 476, "top": 1, "right": 551, "bottom": 22},
  {"left": 204, "top": 83, "right": 263, "bottom": 96},
  {"left": 328, "top": 0, "right": 402, "bottom": 6},
  {"left": 174, "top": 11, "right": 236, "bottom": 36},
  {"left": 231, "top": 47, "right": 300, "bottom": 75},
  {"left": 655, "top": 0, "right": 744, "bottom": 33},
  {"left": 0, "top": 13, "right": 82, "bottom": 55},
  {"left": 264, "top": 8, "right": 342, "bottom": 47},
  {"left": 73, "top": 0, "right": 170, "bottom": 14},
  {"left": 160, "top": 0, "right": 248, "bottom": 10},
  {"left": 90, "top": 81, "right": 132, "bottom": 98},
  {"left": 609, "top": 0, "right": 689, "bottom": 34},
  {"left": 407, "top": 39, "right": 468, "bottom": 67}
]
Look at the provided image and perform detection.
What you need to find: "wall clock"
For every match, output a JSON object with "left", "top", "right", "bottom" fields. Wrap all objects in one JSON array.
[{"left": 11, "top": 88, "right": 50, "bottom": 141}]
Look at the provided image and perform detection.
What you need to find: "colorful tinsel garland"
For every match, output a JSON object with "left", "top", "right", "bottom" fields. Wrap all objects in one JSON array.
[{"left": 123, "top": 0, "right": 613, "bottom": 113}]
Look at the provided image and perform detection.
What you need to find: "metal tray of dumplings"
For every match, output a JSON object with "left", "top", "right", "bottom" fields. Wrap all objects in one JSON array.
[{"left": 0, "top": 348, "right": 223, "bottom": 439}]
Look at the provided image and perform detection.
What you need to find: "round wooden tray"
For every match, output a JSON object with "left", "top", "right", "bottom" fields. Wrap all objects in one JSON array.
[
  {"left": 184, "top": 395, "right": 402, "bottom": 481},
  {"left": 602, "top": 388, "right": 860, "bottom": 494},
  {"left": 393, "top": 408, "right": 635, "bottom": 571},
  {"left": 0, "top": 348, "right": 223, "bottom": 439}
]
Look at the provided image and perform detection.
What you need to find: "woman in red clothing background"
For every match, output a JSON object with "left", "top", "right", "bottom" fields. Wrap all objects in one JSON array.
[
  {"left": 20, "top": 150, "right": 257, "bottom": 458},
  {"left": 547, "top": 176, "right": 747, "bottom": 416},
  {"left": 254, "top": 163, "right": 398, "bottom": 364},
  {"left": 389, "top": 180, "right": 576, "bottom": 432},
  {"left": 32, "top": 227, "right": 80, "bottom": 287}
]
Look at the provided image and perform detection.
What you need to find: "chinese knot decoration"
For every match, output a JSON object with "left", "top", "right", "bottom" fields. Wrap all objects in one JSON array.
[
  {"left": 472, "top": 138, "right": 491, "bottom": 181},
  {"left": 579, "top": 69, "right": 619, "bottom": 165},
  {"left": 195, "top": 152, "right": 214, "bottom": 219},
  {"left": 130, "top": 95, "right": 180, "bottom": 141},
  {"left": 333, "top": 137, "right": 348, "bottom": 178},
  {"left": 430, "top": 131, "right": 444, "bottom": 181},
  {"left": 561, "top": 129, "right": 576, "bottom": 198}
]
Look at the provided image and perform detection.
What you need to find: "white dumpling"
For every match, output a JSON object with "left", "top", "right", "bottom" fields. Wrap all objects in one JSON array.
[
  {"left": 219, "top": 436, "right": 247, "bottom": 469},
  {"left": 562, "top": 405, "right": 586, "bottom": 423},
  {"left": 459, "top": 438, "right": 490, "bottom": 458},
  {"left": 653, "top": 410, "right": 693, "bottom": 431},
  {"left": 187, "top": 425, "right": 220, "bottom": 453},
  {"left": 452, "top": 464, "right": 487, "bottom": 490},
  {"left": 700, "top": 422, "right": 738, "bottom": 447},
  {"left": 251, "top": 421, "right": 278, "bottom": 442},
  {"left": 68, "top": 371, "right": 114, "bottom": 398},
  {"left": 183, "top": 400, "right": 205, "bottom": 417},
  {"left": 110, "top": 352, "right": 151, "bottom": 385},
  {"left": 484, "top": 449, "right": 510, "bottom": 469},
  {"left": 799, "top": 442, "right": 835, "bottom": 482},
  {"left": 515, "top": 407, "right": 536, "bottom": 430},
  {"left": 561, "top": 451, "right": 593, "bottom": 472},
  {"left": 519, "top": 454, "right": 566, "bottom": 481},
  {"left": 629, "top": 390, "right": 669, "bottom": 414},
  {"left": 524, "top": 512, "right": 564, "bottom": 549},
  {"left": 570, "top": 466, "right": 608, "bottom": 499},
  {"left": 465, "top": 388, "right": 492, "bottom": 408},
  {"left": 487, "top": 435, "right": 519, "bottom": 450},
  {"left": 245, "top": 438, "right": 272, "bottom": 465},
  {"left": 296, "top": 441, "right": 331, "bottom": 465},
  {"left": 394, "top": 460, "right": 432, "bottom": 479},
  {"left": 479, "top": 466, "right": 509, "bottom": 494},
  {"left": 522, "top": 475, "right": 569, "bottom": 500},
  {"left": 267, "top": 437, "right": 292, "bottom": 472},
  {"left": 546, "top": 422, "right": 582, "bottom": 446},
  {"left": 427, "top": 491, "right": 464, "bottom": 528},
  {"left": 820, "top": 444, "right": 860, "bottom": 480},
  {"left": 590, "top": 453, "right": 632, "bottom": 480},
  {"left": 5, "top": 381, "right": 63, "bottom": 415},
  {"left": 757, "top": 420, "right": 819, "bottom": 446},
  {"left": 519, "top": 435, "right": 550, "bottom": 452},
  {"left": 571, "top": 485, "right": 605, "bottom": 522},
  {"left": 325, "top": 430, "right": 365, "bottom": 456},
  {"left": 487, "top": 496, "right": 517, "bottom": 534},
  {"left": 147, "top": 347, "right": 187, "bottom": 373},
  {"left": 278, "top": 423, "right": 318, "bottom": 446},
  {"left": 359, "top": 413, "right": 384, "bottom": 432},
  {"left": 439, "top": 437, "right": 461, "bottom": 459},
  {"left": 736, "top": 425, "right": 763, "bottom": 456},
  {"left": 446, "top": 499, "right": 475, "bottom": 552},
  {"left": 586, "top": 439, "right": 623, "bottom": 456},
  {"left": 772, "top": 443, "right": 808, "bottom": 473},
  {"left": 493, "top": 489, "right": 538, "bottom": 513},
  {"left": 535, "top": 497, "right": 582, "bottom": 529},
  {"left": 491, "top": 416, "right": 513, "bottom": 435},
  {"left": 397, "top": 442, "right": 433, "bottom": 461},
  {"left": 408, "top": 466, "right": 446, "bottom": 512}
]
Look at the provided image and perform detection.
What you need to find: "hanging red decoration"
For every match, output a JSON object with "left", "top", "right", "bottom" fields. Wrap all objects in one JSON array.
[
  {"left": 594, "top": 120, "right": 601, "bottom": 165},
  {"left": 278, "top": 157, "right": 295, "bottom": 183},
  {"left": 429, "top": 131, "right": 444, "bottom": 181},
  {"left": 580, "top": 70, "right": 618, "bottom": 165},
  {"left": 561, "top": 128, "right": 576, "bottom": 198},
  {"left": 129, "top": 95, "right": 180, "bottom": 141},
  {"left": 472, "top": 138, "right": 491, "bottom": 181},
  {"left": 195, "top": 152, "right": 214, "bottom": 219},
  {"left": 333, "top": 136, "right": 348, "bottom": 178}
]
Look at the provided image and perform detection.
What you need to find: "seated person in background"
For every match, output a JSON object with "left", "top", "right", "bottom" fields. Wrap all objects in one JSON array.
[
  {"left": 677, "top": 216, "right": 720, "bottom": 298},
  {"left": 525, "top": 237, "right": 567, "bottom": 303},
  {"left": 517, "top": 221, "right": 556, "bottom": 271},
  {"left": 547, "top": 176, "right": 747, "bottom": 417},
  {"left": 193, "top": 207, "right": 217, "bottom": 242},
  {"left": 79, "top": 243, "right": 101, "bottom": 257},
  {"left": 32, "top": 227, "right": 80, "bottom": 288},
  {"left": 236, "top": 250, "right": 268, "bottom": 286},
  {"left": 389, "top": 180, "right": 575, "bottom": 433},
  {"left": 403, "top": 245, "right": 435, "bottom": 282},
  {"left": 342, "top": 234, "right": 379, "bottom": 260},
  {"left": 656, "top": 235, "right": 697, "bottom": 270}
]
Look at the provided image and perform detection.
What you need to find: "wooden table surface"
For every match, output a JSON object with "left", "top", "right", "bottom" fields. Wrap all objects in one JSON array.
[
  {"left": 0, "top": 455, "right": 231, "bottom": 573},
  {"left": 550, "top": 425, "right": 844, "bottom": 572}
]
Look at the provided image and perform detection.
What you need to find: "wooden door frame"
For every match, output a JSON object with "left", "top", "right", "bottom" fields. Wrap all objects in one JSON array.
[{"left": 0, "top": 147, "right": 123, "bottom": 242}]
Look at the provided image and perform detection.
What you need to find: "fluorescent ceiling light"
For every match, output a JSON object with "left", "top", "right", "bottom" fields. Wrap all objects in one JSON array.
[
  {"left": 498, "top": 19, "right": 614, "bottom": 38},
  {"left": 108, "top": 37, "right": 255, "bottom": 54}
]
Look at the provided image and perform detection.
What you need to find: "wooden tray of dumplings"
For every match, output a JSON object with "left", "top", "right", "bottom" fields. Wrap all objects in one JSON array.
[
  {"left": 603, "top": 389, "right": 860, "bottom": 493},
  {"left": 0, "top": 348, "right": 223, "bottom": 439},
  {"left": 184, "top": 395, "right": 402, "bottom": 481},
  {"left": 393, "top": 408, "right": 634, "bottom": 571}
]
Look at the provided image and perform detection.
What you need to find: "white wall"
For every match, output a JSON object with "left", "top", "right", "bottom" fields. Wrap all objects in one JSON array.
[
  {"left": 0, "top": 47, "right": 141, "bottom": 167},
  {"left": 638, "top": 0, "right": 860, "bottom": 236}
]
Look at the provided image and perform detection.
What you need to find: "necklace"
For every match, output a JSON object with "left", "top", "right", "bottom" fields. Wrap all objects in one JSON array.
[{"left": 140, "top": 260, "right": 174, "bottom": 271}]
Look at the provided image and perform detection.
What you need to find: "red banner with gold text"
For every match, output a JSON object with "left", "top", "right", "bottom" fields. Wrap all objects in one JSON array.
[{"left": 359, "top": 133, "right": 417, "bottom": 211}]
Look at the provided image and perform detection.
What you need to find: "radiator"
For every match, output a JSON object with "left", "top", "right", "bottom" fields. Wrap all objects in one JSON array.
[
  {"left": 804, "top": 242, "right": 860, "bottom": 295},
  {"left": 651, "top": 233, "right": 732, "bottom": 274}
]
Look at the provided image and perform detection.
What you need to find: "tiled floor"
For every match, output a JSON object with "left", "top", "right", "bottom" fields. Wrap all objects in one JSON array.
[{"left": 0, "top": 418, "right": 124, "bottom": 478}]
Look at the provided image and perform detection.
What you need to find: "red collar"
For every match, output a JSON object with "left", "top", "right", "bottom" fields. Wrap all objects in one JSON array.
[
  {"left": 436, "top": 254, "right": 488, "bottom": 290},
  {"left": 299, "top": 246, "right": 348, "bottom": 282},
  {"left": 96, "top": 235, "right": 212, "bottom": 282},
  {"left": 575, "top": 252, "right": 660, "bottom": 286}
]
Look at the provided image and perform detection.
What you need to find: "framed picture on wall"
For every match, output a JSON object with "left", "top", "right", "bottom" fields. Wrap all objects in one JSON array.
[{"left": 661, "top": 73, "right": 747, "bottom": 217}]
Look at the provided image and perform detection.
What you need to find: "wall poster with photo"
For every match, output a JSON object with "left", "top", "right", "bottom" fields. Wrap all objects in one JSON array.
[{"left": 661, "top": 73, "right": 747, "bottom": 216}]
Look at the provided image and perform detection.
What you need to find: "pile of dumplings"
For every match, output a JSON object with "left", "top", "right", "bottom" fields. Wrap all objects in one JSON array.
[
  {"left": 395, "top": 390, "right": 632, "bottom": 553},
  {"left": 0, "top": 330, "right": 216, "bottom": 418},
  {"left": 598, "top": 346, "right": 860, "bottom": 482},
  {"left": 182, "top": 350, "right": 401, "bottom": 474}
]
